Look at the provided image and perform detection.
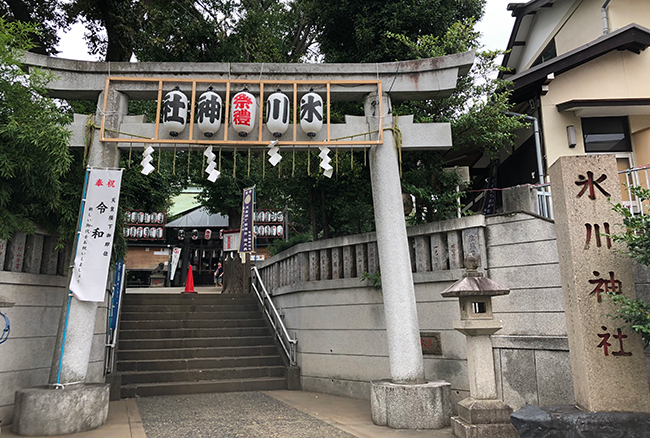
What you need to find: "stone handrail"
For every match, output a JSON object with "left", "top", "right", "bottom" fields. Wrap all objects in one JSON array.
[{"left": 257, "top": 215, "right": 487, "bottom": 293}]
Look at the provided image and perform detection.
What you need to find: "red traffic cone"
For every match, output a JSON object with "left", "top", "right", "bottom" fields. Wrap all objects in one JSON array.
[{"left": 182, "top": 265, "right": 197, "bottom": 294}]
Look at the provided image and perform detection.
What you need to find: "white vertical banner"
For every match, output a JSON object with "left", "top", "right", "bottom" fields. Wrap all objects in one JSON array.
[
  {"left": 69, "top": 168, "right": 123, "bottom": 302},
  {"left": 170, "top": 247, "right": 181, "bottom": 280}
]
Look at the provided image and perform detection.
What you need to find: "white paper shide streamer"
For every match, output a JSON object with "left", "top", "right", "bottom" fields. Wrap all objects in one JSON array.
[
  {"left": 204, "top": 146, "right": 220, "bottom": 182},
  {"left": 141, "top": 145, "right": 155, "bottom": 175},
  {"left": 318, "top": 146, "right": 333, "bottom": 178},
  {"left": 267, "top": 140, "right": 282, "bottom": 167}
]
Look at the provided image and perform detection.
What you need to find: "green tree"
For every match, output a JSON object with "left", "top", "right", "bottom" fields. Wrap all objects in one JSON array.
[
  {"left": 315, "top": 0, "right": 484, "bottom": 63},
  {"left": 606, "top": 185, "right": 650, "bottom": 347},
  {"left": 389, "top": 19, "right": 527, "bottom": 222},
  {"left": 0, "top": 18, "right": 74, "bottom": 240},
  {"left": 133, "top": 0, "right": 319, "bottom": 63},
  {"left": 0, "top": 0, "right": 64, "bottom": 55},
  {"left": 63, "top": 0, "right": 142, "bottom": 61}
]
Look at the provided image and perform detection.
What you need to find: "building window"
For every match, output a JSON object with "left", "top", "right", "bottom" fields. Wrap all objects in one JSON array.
[
  {"left": 531, "top": 39, "right": 557, "bottom": 67},
  {"left": 582, "top": 117, "right": 632, "bottom": 153}
]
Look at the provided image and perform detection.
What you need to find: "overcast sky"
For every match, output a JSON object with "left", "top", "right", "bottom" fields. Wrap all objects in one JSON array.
[{"left": 55, "top": 0, "right": 516, "bottom": 61}]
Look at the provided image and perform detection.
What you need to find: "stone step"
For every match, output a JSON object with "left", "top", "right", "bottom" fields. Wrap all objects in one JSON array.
[
  {"left": 120, "top": 311, "right": 261, "bottom": 321},
  {"left": 118, "top": 336, "right": 275, "bottom": 350},
  {"left": 118, "top": 327, "right": 272, "bottom": 340},
  {"left": 117, "top": 345, "right": 280, "bottom": 361},
  {"left": 121, "top": 365, "right": 286, "bottom": 385},
  {"left": 118, "top": 339, "right": 279, "bottom": 353},
  {"left": 121, "top": 376, "right": 287, "bottom": 398},
  {"left": 119, "top": 318, "right": 267, "bottom": 330},
  {"left": 122, "top": 294, "right": 258, "bottom": 306},
  {"left": 121, "top": 304, "right": 261, "bottom": 313},
  {"left": 117, "top": 355, "right": 284, "bottom": 372}
]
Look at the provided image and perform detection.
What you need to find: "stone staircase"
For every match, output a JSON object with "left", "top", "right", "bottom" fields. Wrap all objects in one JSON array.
[{"left": 117, "top": 293, "right": 287, "bottom": 398}]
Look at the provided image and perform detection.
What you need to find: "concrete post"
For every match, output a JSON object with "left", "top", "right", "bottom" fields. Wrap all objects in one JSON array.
[
  {"left": 49, "top": 89, "right": 128, "bottom": 386},
  {"left": 365, "top": 92, "right": 424, "bottom": 384}
]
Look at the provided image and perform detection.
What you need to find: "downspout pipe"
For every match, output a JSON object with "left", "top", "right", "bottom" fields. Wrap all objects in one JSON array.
[
  {"left": 505, "top": 112, "right": 545, "bottom": 185},
  {"left": 602, "top": 0, "right": 612, "bottom": 35}
]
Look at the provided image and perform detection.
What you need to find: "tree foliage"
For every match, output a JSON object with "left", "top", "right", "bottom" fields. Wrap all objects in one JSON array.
[
  {"left": 388, "top": 19, "right": 527, "bottom": 223},
  {"left": 607, "top": 185, "right": 650, "bottom": 347},
  {"left": 0, "top": 0, "right": 65, "bottom": 55},
  {"left": 315, "top": 0, "right": 484, "bottom": 63},
  {"left": 0, "top": 18, "right": 74, "bottom": 241},
  {"left": 133, "top": 0, "right": 319, "bottom": 63}
]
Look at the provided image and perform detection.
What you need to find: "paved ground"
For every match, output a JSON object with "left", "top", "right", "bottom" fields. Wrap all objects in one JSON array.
[
  {"left": 137, "top": 392, "right": 356, "bottom": 438},
  {"left": 0, "top": 390, "right": 456, "bottom": 438}
]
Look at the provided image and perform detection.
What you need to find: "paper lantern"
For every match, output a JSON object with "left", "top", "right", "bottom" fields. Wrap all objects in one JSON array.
[
  {"left": 205, "top": 229, "right": 212, "bottom": 240},
  {"left": 266, "top": 89, "right": 290, "bottom": 138},
  {"left": 300, "top": 90, "right": 323, "bottom": 137},
  {"left": 197, "top": 87, "right": 222, "bottom": 137},
  {"left": 162, "top": 86, "right": 188, "bottom": 137},
  {"left": 231, "top": 89, "right": 256, "bottom": 137}
]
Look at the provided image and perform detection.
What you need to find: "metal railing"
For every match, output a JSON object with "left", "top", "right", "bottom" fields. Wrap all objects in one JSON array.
[
  {"left": 251, "top": 266, "right": 297, "bottom": 366},
  {"left": 620, "top": 164, "right": 650, "bottom": 216},
  {"left": 537, "top": 185, "right": 553, "bottom": 219}
]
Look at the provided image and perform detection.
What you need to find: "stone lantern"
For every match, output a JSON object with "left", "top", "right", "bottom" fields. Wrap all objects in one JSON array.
[{"left": 441, "top": 255, "right": 518, "bottom": 438}]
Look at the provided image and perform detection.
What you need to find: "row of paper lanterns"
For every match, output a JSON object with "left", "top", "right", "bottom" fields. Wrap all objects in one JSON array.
[{"left": 162, "top": 87, "right": 324, "bottom": 139}]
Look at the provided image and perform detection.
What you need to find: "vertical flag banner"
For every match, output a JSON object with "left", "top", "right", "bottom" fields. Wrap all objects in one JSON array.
[
  {"left": 239, "top": 186, "right": 255, "bottom": 254},
  {"left": 69, "top": 168, "right": 123, "bottom": 302},
  {"left": 170, "top": 247, "right": 182, "bottom": 280}
]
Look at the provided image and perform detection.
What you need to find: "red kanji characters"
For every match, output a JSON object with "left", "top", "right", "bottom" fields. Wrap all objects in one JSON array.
[
  {"left": 232, "top": 93, "right": 253, "bottom": 109},
  {"left": 597, "top": 326, "right": 612, "bottom": 356},
  {"left": 107, "top": 179, "right": 116, "bottom": 188},
  {"left": 232, "top": 93, "right": 253, "bottom": 127},
  {"left": 95, "top": 179, "right": 103, "bottom": 187},
  {"left": 597, "top": 326, "right": 632, "bottom": 356},
  {"left": 233, "top": 110, "right": 251, "bottom": 126},
  {"left": 584, "top": 223, "right": 612, "bottom": 250},
  {"left": 588, "top": 271, "right": 622, "bottom": 302},
  {"left": 575, "top": 171, "right": 611, "bottom": 200}
]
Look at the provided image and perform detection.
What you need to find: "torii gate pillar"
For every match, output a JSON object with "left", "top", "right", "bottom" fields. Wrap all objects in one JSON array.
[{"left": 366, "top": 92, "right": 452, "bottom": 429}]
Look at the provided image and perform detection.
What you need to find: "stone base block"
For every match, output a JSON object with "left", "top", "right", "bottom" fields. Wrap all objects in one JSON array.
[
  {"left": 511, "top": 404, "right": 650, "bottom": 438},
  {"left": 457, "top": 397, "right": 513, "bottom": 424},
  {"left": 12, "top": 384, "right": 109, "bottom": 436},
  {"left": 105, "top": 373, "right": 122, "bottom": 401},
  {"left": 286, "top": 366, "right": 301, "bottom": 390},
  {"left": 370, "top": 379, "right": 451, "bottom": 429},
  {"left": 451, "top": 416, "right": 519, "bottom": 438}
]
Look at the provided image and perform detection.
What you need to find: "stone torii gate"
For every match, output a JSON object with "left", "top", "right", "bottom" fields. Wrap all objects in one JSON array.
[{"left": 15, "top": 52, "right": 473, "bottom": 434}]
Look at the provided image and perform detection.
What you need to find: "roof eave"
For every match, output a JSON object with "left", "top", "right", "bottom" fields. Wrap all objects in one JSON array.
[{"left": 507, "top": 23, "right": 650, "bottom": 103}]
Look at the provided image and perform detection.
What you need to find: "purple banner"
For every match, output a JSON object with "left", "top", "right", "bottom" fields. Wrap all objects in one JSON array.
[{"left": 239, "top": 186, "right": 255, "bottom": 253}]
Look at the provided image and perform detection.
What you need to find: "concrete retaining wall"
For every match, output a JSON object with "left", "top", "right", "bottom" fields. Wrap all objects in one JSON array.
[
  {"left": 260, "top": 216, "right": 486, "bottom": 409},
  {"left": 262, "top": 212, "right": 650, "bottom": 412},
  {"left": 0, "top": 234, "right": 109, "bottom": 426}
]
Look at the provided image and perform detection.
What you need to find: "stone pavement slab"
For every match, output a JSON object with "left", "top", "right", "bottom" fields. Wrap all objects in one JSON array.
[
  {"left": 1, "top": 390, "right": 456, "bottom": 437},
  {"left": 0, "top": 399, "right": 145, "bottom": 438},
  {"left": 136, "top": 391, "right": 357, "bottom": 438},
  {"left": 265, "top": 390, "right": 455, "bottom": 438}
]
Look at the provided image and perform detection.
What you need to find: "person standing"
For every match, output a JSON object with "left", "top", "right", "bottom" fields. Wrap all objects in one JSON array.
[{"left": 214, "top": 262, "right": 223, "bottom": 286}]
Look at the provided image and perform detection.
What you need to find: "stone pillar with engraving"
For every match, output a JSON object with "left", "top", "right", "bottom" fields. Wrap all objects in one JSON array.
[{"left": 549, "top": 154, "right": 650, "bottom": 412}]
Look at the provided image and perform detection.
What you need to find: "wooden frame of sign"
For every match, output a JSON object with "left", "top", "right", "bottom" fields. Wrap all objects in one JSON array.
[{"left": 99, "top": 77, "right": 384, "bottom": 150}]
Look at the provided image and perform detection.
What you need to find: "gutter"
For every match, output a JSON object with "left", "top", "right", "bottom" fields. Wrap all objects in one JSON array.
[
  {"left": 602, "top": 0, "right": 612, "bottom": 35},
  {"left": 505, "top": 112, "right": 545, "bottom": 185}
]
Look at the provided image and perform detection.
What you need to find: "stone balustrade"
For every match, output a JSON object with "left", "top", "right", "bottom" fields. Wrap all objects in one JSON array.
[
  {"left": 257, "top": 215, "right": 487, "bottom": 292},
  {"left": 0, "top": 232, "right": 70, "bottom": 276}
]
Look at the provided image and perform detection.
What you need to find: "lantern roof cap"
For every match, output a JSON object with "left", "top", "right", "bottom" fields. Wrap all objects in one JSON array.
[{"left": 441, "top": 255, "right": 510, "bottom": 298}]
